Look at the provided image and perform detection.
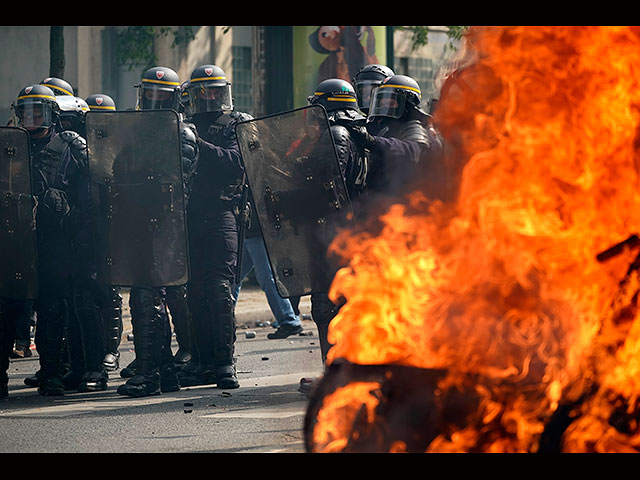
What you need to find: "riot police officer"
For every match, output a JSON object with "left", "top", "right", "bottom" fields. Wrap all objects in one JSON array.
[
  {"left": 84, "top": 93, "right": 123, "bottom": 373},
  {"left": 305, "top": 78, "right": 370, "bottom": 365},
  {"left": 10, "top": 84, "right": 93, "bottom": 395},
  {"left": 348, "top": 74, "right": 445, "bottom": 203},
  {"left": 116, "top": 66, "right": 199, "bottom": 398},
  {"left": 46, "top": 93, "right": 112, "bottom": 393},
  {"left": 352, "top": 64, "right": 395, "bottom": 115},
  {"left": 177, "top": 64, "right": 252, "bottom": 389}
]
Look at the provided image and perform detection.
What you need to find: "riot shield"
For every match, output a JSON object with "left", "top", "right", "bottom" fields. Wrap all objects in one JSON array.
[
  {"left": 85, "top": 110, "right": 189, "bottom": 287},
  {"left": 0, "top": 127, "right": 38, "bottom": 299},
  {"left": 235, "top": 104, "right": 354, "bottom": 297}
]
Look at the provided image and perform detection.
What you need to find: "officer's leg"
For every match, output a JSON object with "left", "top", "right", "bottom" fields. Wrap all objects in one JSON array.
[
  {"left": 34, "top": 295, "right": 67, "bottom": 396},
  {"left": 165, "top": 285, "right": 192, "bottom": 366},
  {"left": 211, "top": 277, "right": 238, "bottom": 389},
  {"left": 310, "top": 293, "right": 340, "bottom": 366},
  {"left": 117, "top": 287, "right": 164, "bottom": 397},
  {"left": 61, "top": 304, "right": 85, "bottom": 390},
  {"left": 0, "top": 299, "right": 20, "bottom": 398},
  {"left": 180, "top": 280, "right": 218, "bottom": 386},
  {"left": 73, "top": 283, "right": 108, "bottom": 392}
]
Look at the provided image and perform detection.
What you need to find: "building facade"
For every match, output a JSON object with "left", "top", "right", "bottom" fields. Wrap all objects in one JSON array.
[{"left": 0, "top": 26, "right": 462, "bottom": 123}]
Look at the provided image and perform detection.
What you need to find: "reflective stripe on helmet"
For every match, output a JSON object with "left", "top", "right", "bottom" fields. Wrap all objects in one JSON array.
[
  {"left": 190, "top": 76, "right": 227, "bottom": 83},
  {"left": 327, "top": 96, "right": 357, "bottom": 102},
  {"left": 378, "top": 83, "right": 421, "bottom": 96},
  {"left": 141, "top": 78, "right": 180, "bottom": 86},
  {"left": 18, "top": 94, "right": 56, "bottom": 101}
]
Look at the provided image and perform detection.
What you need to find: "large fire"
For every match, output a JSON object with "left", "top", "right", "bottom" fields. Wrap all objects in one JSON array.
[{"left": 307, "top": 26, "right": 640, "bottom": 452}]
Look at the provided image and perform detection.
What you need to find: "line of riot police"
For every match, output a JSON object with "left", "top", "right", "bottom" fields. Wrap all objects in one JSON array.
[{"left": 0, "top": 62, "right": 444, "bottom": 400}]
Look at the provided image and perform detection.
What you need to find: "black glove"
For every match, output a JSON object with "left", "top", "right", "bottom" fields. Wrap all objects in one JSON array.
[{"left": 347, "top": 124, "right": 378, "bottom": 150}]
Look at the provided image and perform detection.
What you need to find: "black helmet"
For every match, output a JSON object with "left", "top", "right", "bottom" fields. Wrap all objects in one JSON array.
[
  {"left": 353, "top": 64, "right": 394, "bottom": 113},
  {"left": 186, "top": 64, "right": 233, "bottom": 115},
  {"left": 135, "top": 66, "right": 181, "bottom": 111},
  {"left": 367, "top": 74, "right": 423, "bottom": 121},
  {"left": 85, "top": 93, "right": 116, "bottom": 111},
  {"left": 40, "top": 77, "right": 74, "bottom": 96},
  {"left": 56, "top": 96, "right": 90, "bottom": 134},
  {"left": 307, "top": 78, "right": 359, "bottom": 112},
  {"left": 11, "top": 84, "right": 59, "bottom": 133}
]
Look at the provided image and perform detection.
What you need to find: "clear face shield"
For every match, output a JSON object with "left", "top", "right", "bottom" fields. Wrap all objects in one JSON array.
[
  {"left": 367, "top": 87, "right": 407, "bottom": 121},
  {"left": 355, "top": 79, "right": 382, "bottom": 111},
  {"left": 137, "top": 84, "right": 178, "bottom": 111},
  {"left": 12, "top": 99, "right": 54, "bottom": 131},
  {"left": 188, "top": 82, "right": 233, "bottom": 114}
]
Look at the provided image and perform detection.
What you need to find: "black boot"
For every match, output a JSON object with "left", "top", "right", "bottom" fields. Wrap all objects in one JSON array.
[
  {"left": 78, "top": 370, "right": 108, "bottom": 392},
  {"left": 117, "top": 288, "right": 164, "bottom": 397},
  {"left": 120, "top": 358, "right": 136, "bottom": 378}
]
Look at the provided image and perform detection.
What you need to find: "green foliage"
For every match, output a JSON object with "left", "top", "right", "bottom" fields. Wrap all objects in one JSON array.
[
  {"left": 395, "top": 26, "right": 470, "bottom": 51},
  {"left": 116, "top": 26, "right": 196, "bottom": 72}
]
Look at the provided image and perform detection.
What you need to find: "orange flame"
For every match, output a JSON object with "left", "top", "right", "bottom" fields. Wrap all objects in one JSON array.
[{"left": 317, "top": 26, "right": 640, "bottom": 452}]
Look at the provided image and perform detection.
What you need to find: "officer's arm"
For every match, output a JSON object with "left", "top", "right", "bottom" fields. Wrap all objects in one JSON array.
[{"left": 196, "top": 135, "right": 244, "bottom": 175}]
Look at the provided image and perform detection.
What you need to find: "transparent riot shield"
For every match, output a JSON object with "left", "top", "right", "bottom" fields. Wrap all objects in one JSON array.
[
  {"left": 85, "top": 110, "right": 189, "bottom": 287},
  {"left": 0, "top": 127, "right": 38, "bottom": 299},
  {"left": 236, "top": 104, "right": 354, "bottom": 297}
]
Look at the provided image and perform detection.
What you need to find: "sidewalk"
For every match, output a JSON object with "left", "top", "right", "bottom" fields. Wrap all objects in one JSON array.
[{"left": 119, "top": 284, "right": 312, "bottom": 332}]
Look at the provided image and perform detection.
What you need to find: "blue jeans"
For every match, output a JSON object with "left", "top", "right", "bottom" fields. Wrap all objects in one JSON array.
[{"left": 233, "top": 236, "right": 301, "bottom": 328}]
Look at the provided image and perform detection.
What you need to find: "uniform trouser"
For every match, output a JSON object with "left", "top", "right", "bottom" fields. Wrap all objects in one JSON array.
[
  {"left": 165, "top": 285, "right": 192, "bottom": 353},
  {"left": 0, "top": 299, "right": 23, "bottom": 386},
  {"left": 69, "top": 281, "right": 107, "bottom": 374},
  {"left": 13, "top": 300, "right": 34, "bottom": 349},
  {"left": 311, "top": 293, "right": 343, "bottom": 365},
  {"left": 34, "top": 261, "right": 71, "bottom": 380},
  {"left": 186, "top": 209, "right": 238, "bottom": 368},
  {"left": 129, "top": 287, "right": 173, "bottom": 376}
]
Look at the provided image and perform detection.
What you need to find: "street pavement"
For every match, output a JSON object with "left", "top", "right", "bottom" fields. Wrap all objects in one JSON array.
[{"left": 0, "top": 285, "right": 325, "bottom": 453}]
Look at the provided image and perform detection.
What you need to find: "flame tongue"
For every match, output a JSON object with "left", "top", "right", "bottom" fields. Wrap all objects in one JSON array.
[{"left": 318, "top": 26, "right": 640, "bottom": 452}]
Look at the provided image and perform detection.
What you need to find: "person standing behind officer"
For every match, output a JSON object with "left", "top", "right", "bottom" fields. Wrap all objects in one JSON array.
[
  {"left": 116, "top": 67, "right": 199, "bottom": 398},
  {"left": 232, "top": 190, "right": 304, "bottom": 339},
  {"left": 305, "top": 78, "right": 370, "bottom": 365},
  {"left": 84, "top": 93, "right": 124, "bottom": 374},
  {"left": 10, "top": 84, "right": 91, "bottom": 395},
  {"left": 40, "top": 77, "right": 75, "bottom": 97},
  {"left": 177, "top": 65, "right": 252, "bottom": 390}
]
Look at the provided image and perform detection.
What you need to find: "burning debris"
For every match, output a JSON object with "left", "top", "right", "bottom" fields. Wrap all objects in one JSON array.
[{"left": 304, "top": 26, "right": 640, "bottom": 453}]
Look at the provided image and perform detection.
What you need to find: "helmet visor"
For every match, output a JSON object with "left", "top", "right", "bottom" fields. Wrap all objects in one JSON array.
[
  {"left": 367, "top": 88, "right": 406, "bottom": 120},
  {"left": 189, "top": 83, "right": 233, "bottom": 114},
  {"left": 137, "top": 84, "right": 178, "bottom": 111},
  {"left": 14, "top": 99, "right": 54, "bottom": 129},
  {"left": 355, "top": 79, "right": 381, "bottom": 111}
]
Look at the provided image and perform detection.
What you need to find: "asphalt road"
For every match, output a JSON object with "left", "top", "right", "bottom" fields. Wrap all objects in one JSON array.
[{"left": 0, "top": 285, "right": 325, "bottom": 453}]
